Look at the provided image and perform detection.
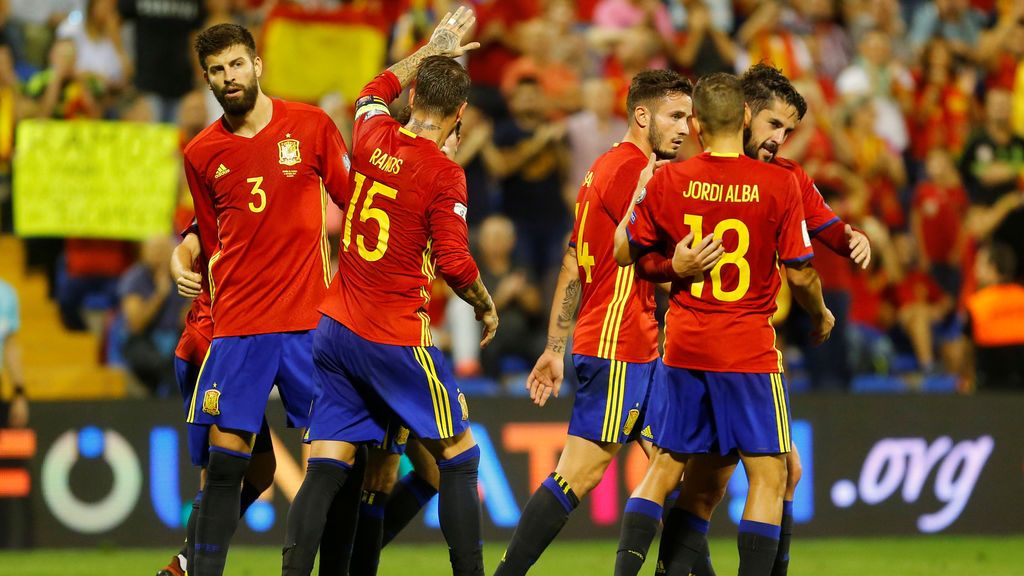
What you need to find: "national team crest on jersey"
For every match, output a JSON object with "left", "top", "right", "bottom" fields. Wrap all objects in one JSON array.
[
  {"left": 278, "top": 137, "right": 302, "bottom": 166},
  {"left": 623, "top": 408, "right": 640, "bottom": 436},
  {"left": 202, "top": 388, "right": 221, "bottom": 416}
]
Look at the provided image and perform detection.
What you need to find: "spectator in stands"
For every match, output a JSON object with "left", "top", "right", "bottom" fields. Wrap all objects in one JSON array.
[
  {"left": 893, "top": 235, "right": 961, "bottom": 378},
  {"left": 118, "top": 235, "right": 184, "bottom": 395},
  {"left": 473, "top": 215, "right": 544, "bottom": 385},
  {"left": 56, "top": 0, "right": 130, "bottom": 94},
  {"left": 909, "top": 0, "right": 985, "bottom": 59},
  {"left": 566, "top": 78, "right": 625, "bottom": 192},
  {"left": 118, "top": 0, "right": 205, "bottom": 123},
  {"left": 593, "top": 0, "right": 675, "bottom": 45},
  {"left": 912, "top": 148, "right": 968, "bottom": 300},
  {"left": 964, "top": 241, "right": 1024, "bottom": 390},
  {"left": 671, "top": 0, "right": 737, "bottom": 78},
  {"left": 57, "top": 238, "right": 134, "bottom": 331},
  {"left": 959, "top": 88, "right": 1024, "bottom": 278},
  {"left": 910, "top": 37, "right": 974, "bottom": 168},
  {"left": 735, "top": 0, "right": 813, "bottom": 77},
  {"left": 789, "top": 0, "right": 853, "bottom": 81},
  {"left": 0, "top": 278, "right": 26, "bottom": 428},
  {"left": 484, "top": 75, "right": 570, "bottom": 280},
  {"left": 8, "top": 0, "right": 80, "bottom": 68},
  {"left": 449, "top": 104, "right": 497, "bottom": 228},
  {"left": 501, "top": 18, "right": 581, "bottom": 115},
  {"left": 24, "top": 37, "right": 103, "bottom": 119},
  {"left": 836, "top": 27, "right": 914, "bottom": 154}
]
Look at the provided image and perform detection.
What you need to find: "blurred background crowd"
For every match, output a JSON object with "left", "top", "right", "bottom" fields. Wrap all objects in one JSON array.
[{"left": 0, "top": 0, "right": 1022, "bottom": 405}]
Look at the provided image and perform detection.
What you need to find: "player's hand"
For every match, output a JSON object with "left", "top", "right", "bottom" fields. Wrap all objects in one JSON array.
[
  {"left": 810, "top": 307, "right": 835, "bottom": 346},
  {"left": 7, "top": 394, "right": 28, "bottom": 428},
  {"left": 527, "top": 349, "right": 564, "bottom": 407},
  {"left": 174, "top": 270, "right": 202, "bottom": 299},
  {"left": 672, "top": 232, "right": 724, "bottom": 278},
  {"left": 429, "top": 6, "right": 480, "bottom": 57},
  {"left": 846, "top": 225, "right": 871, "bottom": 269},
  {"left": 476, "top": 305, "right": 499, "bottom": 348},
  {"left": 635, "top": 153, "right": 670, "bottom": 200}
]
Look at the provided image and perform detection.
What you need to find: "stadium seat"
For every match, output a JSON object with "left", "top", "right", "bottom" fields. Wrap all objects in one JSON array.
[{"left": 922, "top": 374, "right": 958, "bottom": 394}]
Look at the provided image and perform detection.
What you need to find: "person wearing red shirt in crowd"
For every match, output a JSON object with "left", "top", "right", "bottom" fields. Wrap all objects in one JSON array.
[
  {"left": 893, "top": 239, "right": 960, "bottom": 376},
  {"left": 283, "top": 9, "right": 497, "bottom": 576},
  {"left": 911, "top": 38, "right": 973, "bottom": 162},
  {"left": 181, "top": 23, "right": 351, "bottom": 575},
  {"left": 912, "top": 148, "right": 969, "bottom": 300},
  {"left": 495, "top": 70, "right": 718, "bottom": 576},
  {"left": 612, "top": 73, "right": 833, "bottom": 576}
]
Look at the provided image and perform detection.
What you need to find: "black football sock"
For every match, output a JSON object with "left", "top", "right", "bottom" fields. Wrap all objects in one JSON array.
[
  {"left": 614, "top": 498, "right": 662, "bottom": 576},
  {"left": 182, "top": 490, "right": 201, "bottom": 571},
  {"left": 437, "top": 445, "right": 483, "bottom": 576},
  {"left": 319, "top": 448, "right": 365, "bottom": 576},
  {"left": 771, "top": 501, "right": 794, "bottom": 576},
  {"left": 494, "top": 472, "right": 581, "bottom": 576},
  {"left": 348, "top": 490, "right": 388, "bottom": 576},
  {"left": 282, "top": 458, "right": 352, "bottom": 576},
  {"left": 381, "top": 472, "right": 437, "bottom": 546},
  {"left": 656, "top": 509, "right": 710, "bottom": 576},
  {"left": 193, "top": 448, "right": 250, "bottom": 576},
  {"left": 239, "top": 479, "right": 262, "bottom": 516},
  {"left": 737, "top": 520, "right": 780, "bottom": 576}
]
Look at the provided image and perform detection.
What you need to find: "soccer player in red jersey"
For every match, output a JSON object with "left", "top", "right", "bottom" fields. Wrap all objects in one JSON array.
[
  {"left": 282, "top": 8, "right": 497, "bottom": 576},
  {"left": 612, "top": 73, "right": 834, "bottom": 576},
  {"left": 492, "top": 70, "right": 723, "bottom": 576},
  {"left": 157, "top": 227, "right": 275, "bottom": 576},
  {"left": 181, "top": 23, "right": 351, "bottom": 576}
]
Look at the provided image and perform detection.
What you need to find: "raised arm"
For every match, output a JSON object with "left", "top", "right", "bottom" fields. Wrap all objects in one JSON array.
[
  {"left": 387, "top": 6, "right": 479, "bottom": 89},
  {"left": 171, "top": 232, "right": 202, "bottom": 299}
]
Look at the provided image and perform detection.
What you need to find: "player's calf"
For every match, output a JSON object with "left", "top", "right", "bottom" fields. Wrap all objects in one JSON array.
[
  {"left": 737, "top": 452, "right": 787, "bottom": 576},
  {"left": 773, "top": 447, "right": 803, "bottom": 576},
  {"left": 422, "top": 429, "right": 484, "bottom": 576},
  {"left": 615, "top": 448, "right": 686, "bottom": 576}
]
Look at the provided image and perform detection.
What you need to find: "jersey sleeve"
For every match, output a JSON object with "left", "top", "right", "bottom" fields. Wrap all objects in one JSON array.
[
  {"left": 797, "top": 166, "right": 840, "bottom": 237},
  {"left": 353, "top": 71, "right": 402, "bottom": 138},
  {"left": 316, "top": 110, "right": 351, "bottom": 208},
  {"left": 777, "top": 173, "right": 815, "bottom": 266},
  {"left": 183, "top": 155, "right": 219, "bottom": 260},
  {"left": 179, "top": 218, "right": 199, "bottom": 240},
  {"left": 427, "top": 166, "right": 479, "bottom": 290},
  {"left": 624, "top": 173, "right": 663, "bottom": 252}
]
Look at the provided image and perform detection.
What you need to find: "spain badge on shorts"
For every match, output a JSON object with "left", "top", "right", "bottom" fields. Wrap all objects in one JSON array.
[
  {"left": 202, "top": 389, "right": 221, "bottom": 416},
  {"left": 458, "top": 392, "right": 470, "bottom": 421},
  {"left": 623, "top": 408, "right": 640, "bottom": 436}
]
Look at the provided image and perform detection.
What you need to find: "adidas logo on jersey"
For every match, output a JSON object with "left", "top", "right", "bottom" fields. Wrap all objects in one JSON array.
[{"left": 215, "top": 164, "right": 231, "bottom": 179}]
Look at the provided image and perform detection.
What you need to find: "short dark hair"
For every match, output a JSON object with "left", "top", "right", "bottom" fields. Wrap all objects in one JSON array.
[
  {"left": 693, "top": 72, "right": 745, "bottom": 135},
  {"left": 626, "top": 69, "right": 693, "bottom": 117},
  {"left": 981, "top": 241, "right": 1019, "bottom": 281},
  {"left": 412, "top": 56, "right": 470, "bottom": 118},
  {"left": 741, "top": 62, "right": 807, "bottom": 120},
  {"left": 195, "top": 24, "right": 257, "bottom": 70}
]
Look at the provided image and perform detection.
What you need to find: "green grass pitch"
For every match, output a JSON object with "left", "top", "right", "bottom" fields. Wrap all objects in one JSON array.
[{"left": 2, "top": 537, "right": 1022, "bottom": 575}]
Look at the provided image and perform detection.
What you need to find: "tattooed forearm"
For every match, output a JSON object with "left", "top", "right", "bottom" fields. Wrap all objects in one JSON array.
[
  {"left": 453, "top": 275, "right": 494, "bottom": 313},
  {"left": 556, "top": 278, "right": 581, "bottom": 330},
  {"left": 547, "top": 335, "right": 567, "bottom": 354},
  {"left": 387, "top": 29, "right": 459, "bottom": 88}
]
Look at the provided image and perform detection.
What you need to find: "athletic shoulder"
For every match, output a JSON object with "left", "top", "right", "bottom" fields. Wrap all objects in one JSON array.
[{"left": 183, "top": 120, "right": 225, "bottom": 166}]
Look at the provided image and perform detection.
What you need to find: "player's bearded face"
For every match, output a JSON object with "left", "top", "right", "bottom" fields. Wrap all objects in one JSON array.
[
  {"left": 647, "top": 93, "right": 693, "bottom": 160},
  {"left": 211, "top": 66, "right": 259, "bottom": 115},
  {"left": 744, "top": 100, "right": 799, "bottom": 162}
]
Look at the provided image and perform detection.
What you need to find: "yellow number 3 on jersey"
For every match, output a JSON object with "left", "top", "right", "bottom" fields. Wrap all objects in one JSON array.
[{"left": 247, "top": 177, "right": 266, "bottom": 213}]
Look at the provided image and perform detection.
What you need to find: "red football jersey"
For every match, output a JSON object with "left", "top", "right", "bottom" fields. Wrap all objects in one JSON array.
[
  {"left": 184, "top": 99, "right": 350, "bottom": 338},
  {"left": 319, "top": 71, "right": 479, "bottom": 347},
  {"left": 627, "top": 152, "right": 813, "bottom": 372},
  {"left": 772, "top": 157, "right": 839, "bottom": 238},
  {"left": 569, "top": 142, "right": 658, "bottom": 363}
]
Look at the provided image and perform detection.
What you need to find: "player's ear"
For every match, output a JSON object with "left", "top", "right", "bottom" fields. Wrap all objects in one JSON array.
[
  {"left": 633, "top": 105, "right": 649, "bottom": 129},
  {"left": 408, "top": 87, "right": 417, "bottom": 108},
  {"left": 743, "top": 103, "right": 751, "bottom": 128},
  {"left": 455, "top": 101, "right": 468, "bottom": 123},
  {"left": 691, "top": 114, "right": 703, "bottom": 139},
  {"left": 253, "top": 55, "right": 263, "bottom": 79}
]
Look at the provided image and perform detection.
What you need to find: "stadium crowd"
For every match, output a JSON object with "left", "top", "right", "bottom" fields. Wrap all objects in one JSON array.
[{"left": 0, "top": 0, "right": 1023, "bottom": 396}]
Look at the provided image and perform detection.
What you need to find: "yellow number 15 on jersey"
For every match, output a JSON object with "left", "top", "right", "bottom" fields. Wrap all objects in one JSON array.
[{"left": 343, "top": 172, "right": 398, "bottom": 262}]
